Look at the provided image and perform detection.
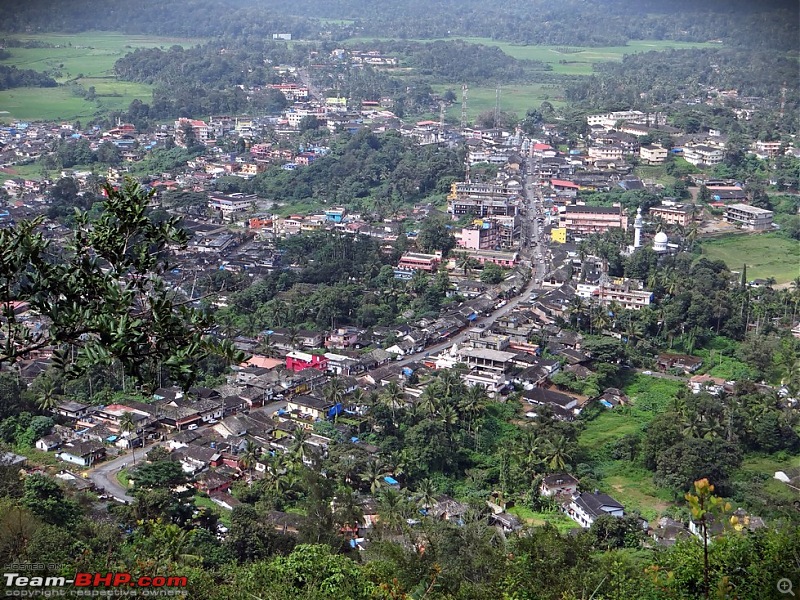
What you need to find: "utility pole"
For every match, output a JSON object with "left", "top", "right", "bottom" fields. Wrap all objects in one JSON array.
[
  {"left": 461, "top": 84, "right": 468, "bottom": 130},
  {"left": 494, "top": 85, "right": 501, "bottom": 128}
]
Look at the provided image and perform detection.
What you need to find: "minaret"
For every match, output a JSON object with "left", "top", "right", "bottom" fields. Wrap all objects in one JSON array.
[{"left": 633, "top": 207, "right": 643, "bottom": 249}]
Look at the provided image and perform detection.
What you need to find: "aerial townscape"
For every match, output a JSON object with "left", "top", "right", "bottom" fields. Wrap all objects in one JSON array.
[{"left": 0, "top": 0, "right": 798, "bottom": 598}]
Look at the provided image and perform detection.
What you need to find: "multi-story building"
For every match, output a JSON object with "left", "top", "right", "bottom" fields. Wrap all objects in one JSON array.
[
  {"left": 209, "top": 193, "right": 256, "bottom": 220},
  {"left": 587, "top": 145, "right": 625, "bottom": 161},
  {"left": 560, "top": 205, "right": 628, "bottom": 235},
  {"left": 639, "top": 144, "right": 668, "bottom": 164},
  {"left": 174, "top": 118, "right": 211, "bottom": 147},
  {"left": 753, "top": 140, "right": 783, "bottom": 159},
  {"left": 397, "top": 252, "right": 441, "bottom": 272},
  {"left": 649, "top": 203, "right": 695, "bottom": 227},
  {"left": 723, "top": 204, "right": 774, "bottom": 231},
  {"left": 286, "top": 351, "right": 328, "bottom": 373},
  {"left": 683, "top": 144, "right": 724, "bottom": 166},
  {"left": 459, "top": 222, "right": 500, "bottom": 250},
  {"left": 447, "top": 181, "right": 519, "bottom": 220},
  {"left": 577, "top": 279, "right": 653, "bottom": 311}
]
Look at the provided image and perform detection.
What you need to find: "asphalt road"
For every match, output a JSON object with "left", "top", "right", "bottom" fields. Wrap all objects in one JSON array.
[{"left": 87, "top": 446, "right": 153, "bottom": 503}]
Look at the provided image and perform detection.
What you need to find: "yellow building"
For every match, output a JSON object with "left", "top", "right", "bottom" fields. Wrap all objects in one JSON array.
[{"left": 551, "top": 228, "right": 567, "bottom": 244}]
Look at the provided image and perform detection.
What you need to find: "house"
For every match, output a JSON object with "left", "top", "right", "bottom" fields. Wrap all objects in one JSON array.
[
  {"left": 57, "top": 441, "right": 106, "bottom": 467},
  {"left": 597, "top": 388, "right": 628, "bottom": 409},
  {"left": 174, "top": 445, "right": 222, "bottom": 474},
  {"left": 325, "top": 328, "right": 360, "bottom": 350},
  {"left": 35, "top": 434, "right": 62, "bottom": 452},
  {"left": 689, "top": 508, "right": 764, "bottom": 539},
  {"left": 286, "top": 351, "right": 328, "bottom": 373},
  {"left": 540, "top": 473, "right": 579, "bottom": 497},
  {"left": 566, "top": 490, "right": 624, "bottom": 528},
  {"left": 657, "top": 353, "right": 703, "bottom": 374},
  {"left": 522, "top": 387, "right": 580, "bottom": 420},
  {"left": 650, "top": 517, "right": 690, "bottom": 546},
  {"left": 429, "top": 495, "right": 470, "bottom": 522},
  {"left": 287, "top": 395, "right": 335, "bottom": 421},
  {"left": 688, "top": 374, "right": 727, "bottom": 395},
  {"left": 489, "top": 512, "right": 523, "bottom": 532},
  {"left": 56, "top": 400, "right": 90, "bottom": 420}
]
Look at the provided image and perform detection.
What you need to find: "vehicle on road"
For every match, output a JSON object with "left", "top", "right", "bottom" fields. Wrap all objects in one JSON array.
[{"left": 642, "top": 370, "right": 653, "bottom": 375}]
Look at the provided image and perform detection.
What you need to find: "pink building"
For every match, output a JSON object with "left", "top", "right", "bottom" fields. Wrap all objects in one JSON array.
[
  {"left": 459, "top": 223, "right": 499, "bottom": 250},
  {"left": 286, "top": 351, "right": 329, "bottom": 373}
]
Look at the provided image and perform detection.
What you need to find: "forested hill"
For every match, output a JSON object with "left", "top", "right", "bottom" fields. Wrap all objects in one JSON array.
[{"left": 1, "top": 0, "right": 797, "bottom": 50}]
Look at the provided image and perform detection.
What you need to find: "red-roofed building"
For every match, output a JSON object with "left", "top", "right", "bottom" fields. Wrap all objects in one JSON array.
[{"left": 550, "top": 179, "right": 580, "bottom": 191}]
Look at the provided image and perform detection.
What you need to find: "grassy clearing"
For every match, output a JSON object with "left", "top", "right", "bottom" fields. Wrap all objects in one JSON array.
[
  {"left": 0, "top": 86, "right": 103, "bottom": 122},
  {"left": 430, "top": 83, "right": 566, "bottom": 122},
  {"left": 700, "top": 233, "right": 800, "bottom": 284},
  {"left": 508, "top": 505, "right": 581, "bottom": 533},
  {"left": 578, "top": 375, "right": 684, "bottom": 519},
  {"left": 0, "top": 31, "right": 202, "bottom": 81},
  {"left": 634, "top": 164, "right": 678, "bottom": 187},
  {"left": 194, "top": 493, "right": 232, "bottom": 527},
  {"left": 594, "top": 461, "right": 674, "bottom": 521}
]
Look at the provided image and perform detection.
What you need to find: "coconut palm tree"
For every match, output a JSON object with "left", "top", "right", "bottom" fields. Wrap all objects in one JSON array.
[
  {"left": 419, "top": 383, "right": 441, "bottom": 415},
  {"left": 415, "top": 478, "right": 438, "bottom": 512},
  {"left": 380, "top": 381, "right": 404, "bottom": 423},
  {"left": 459, "top": 385, "right": 487, "bottom": 435},
  {"left": 360, "top": 458, "right": 389, "bottom": 494},
  {"left": 119, "top": 411, "right": 137, "bottom": 465},
  {"left": 544, "top": 436, "right": 572, "bottom": 472},
  {"left": 323, "top": 378, "right": 345, "bottom": 415},
  {"left": 239, "top": 440, "right": 259, "bottom": 483},
  {"left": 35, "top": 376, "right": 60, "bottom": 412},
  {"left": 455, "top": 251, "right": 478, "bottom": 277}
]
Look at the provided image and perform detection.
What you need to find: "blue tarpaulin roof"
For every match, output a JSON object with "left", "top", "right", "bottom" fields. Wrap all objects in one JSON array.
[{"left": 384, "top": 476, "right": 399, "bottom": 485}]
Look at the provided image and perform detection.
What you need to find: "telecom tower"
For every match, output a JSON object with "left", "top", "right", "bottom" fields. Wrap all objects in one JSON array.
[{"left": 461, "top": 84, "right": 469, "bottom": 130}]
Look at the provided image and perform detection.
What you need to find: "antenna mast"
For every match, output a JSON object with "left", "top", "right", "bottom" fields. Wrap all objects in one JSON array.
[{"left": 461, "top": 84, "right": 468, "bottom": 130}]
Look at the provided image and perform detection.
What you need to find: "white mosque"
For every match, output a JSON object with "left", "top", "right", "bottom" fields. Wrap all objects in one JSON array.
[{"left": 627, "top": 206, "right": 674, "bottom": 255}]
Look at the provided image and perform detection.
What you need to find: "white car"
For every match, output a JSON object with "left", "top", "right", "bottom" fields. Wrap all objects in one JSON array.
[{"left": 642, "top": 370, "right": 653, "bottom": 375}]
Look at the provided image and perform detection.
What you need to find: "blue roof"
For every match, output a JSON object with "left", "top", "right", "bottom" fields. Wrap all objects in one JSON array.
[{"left": 384, "top": 476, "right": 399, "bottom": 485}]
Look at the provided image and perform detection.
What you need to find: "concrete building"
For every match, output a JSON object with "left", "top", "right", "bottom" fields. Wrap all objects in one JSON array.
[
  {"left": 639, "top": 144, "right": 668, "bottom": 164},
  {"left": 578, "top": 279, "right": 653, "bottom": 311},
  {"left": 723, "top": 204, "right": 774, "bottom": 231},
  {"left": 649, "top": 203, "right": 695, "bottom": 227},
  {"left": 174, "top": 118, "right": 211, "bottom": 147},
  {"left": 683, "top": 144, "right": 724, "bottom": 166},
  {"left": 560, "top": 205, "right": 629, "bottom": 235},
  {"left": 397, "top": 252, "right": 441, "bottom": 272},
  {"left": 209, "top": 193, "right": 256, "bottom": 221}
]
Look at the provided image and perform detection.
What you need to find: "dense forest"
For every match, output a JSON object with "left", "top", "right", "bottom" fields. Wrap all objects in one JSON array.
[
  {"left": 2, "top": 0, "right": 798, "bottom": 51},
  {"left": 219, "top": 130, "right": 464, "bottom": 214},
  {"left": 0, "top": 64, "right": 57, "bottom": 90}
]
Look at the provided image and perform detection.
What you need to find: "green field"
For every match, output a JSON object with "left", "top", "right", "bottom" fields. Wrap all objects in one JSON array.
[
  {"left": 345, "top": 37, "right": 722, "bottom": 76},
  {"left": 700, "top": 233, "right": 800, "bottom": 284},
  {"left": 432, "top": 83, "right": 566, "bottom": 121},
  {"left": 0, "top": 31, "right": 201, "bottom": 122}
]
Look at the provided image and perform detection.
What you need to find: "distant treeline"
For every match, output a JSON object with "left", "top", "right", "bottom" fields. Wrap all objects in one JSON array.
[
  {"left": 0, "top": 65, "right": 58, "bottom": 90},
  {"left": 565, "top": 48, "right": 800, "bottom": 133},
  {"left": 2, "top": 0, "right": 797, "bottom": 50}
]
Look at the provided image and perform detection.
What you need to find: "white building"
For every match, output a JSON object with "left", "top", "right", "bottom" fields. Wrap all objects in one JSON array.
[{"left": 566, "top": 491, "right": 624, "bottom": 528}]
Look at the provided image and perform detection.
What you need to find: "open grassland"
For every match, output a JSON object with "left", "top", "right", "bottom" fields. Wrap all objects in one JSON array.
[
  {"left": 700, "top": 233, "right": 800, "bottom": 284},
  {"left": 430, "top": 83, "right": 566, "bottom": 122},
  {"left": 0, "top": 31, "right": 201, "bottom": 122}
]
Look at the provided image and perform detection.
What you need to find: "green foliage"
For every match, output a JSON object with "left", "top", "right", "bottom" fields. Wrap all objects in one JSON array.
[
  {"left": 22, "top": 474, "right": 81, "bottom": 527},
  {"left": 0, "top": 178, "right": 244, "bottom": 390}
]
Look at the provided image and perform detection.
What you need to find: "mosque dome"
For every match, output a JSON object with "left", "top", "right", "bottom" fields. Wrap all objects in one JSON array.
[{"left": 653, "top": 231, "right": 669, "bottom": 252}]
